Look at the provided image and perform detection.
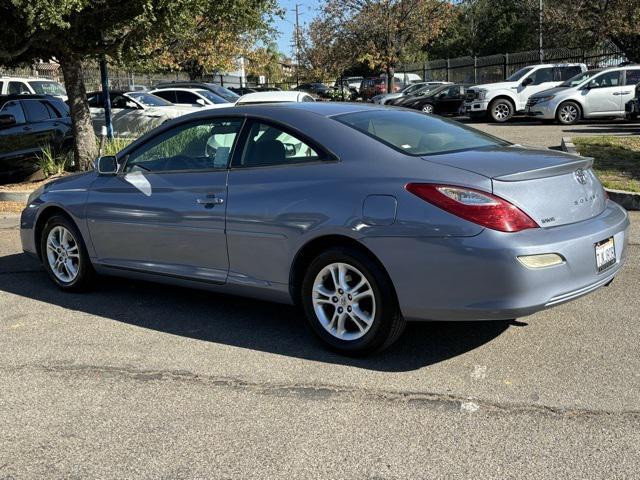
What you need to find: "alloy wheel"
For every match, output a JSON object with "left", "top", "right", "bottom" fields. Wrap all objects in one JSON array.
[
  {"left": 46, "top": 225, "right": 80, "bottom": 283},
  {"left": 493, "top": 103, "right": 511, "bottom": 121},
  {"left": 559, "top": 104, "right": 579, "bottom": 124},
  {"left": 422, "top": 104, "right": 433, "bottom": 114},
  {"left": 311, "top": 262, "right": 376, "bottom": 341}
]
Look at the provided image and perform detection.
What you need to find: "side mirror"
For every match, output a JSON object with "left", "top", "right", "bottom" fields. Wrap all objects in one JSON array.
[
  {"left": 196, "top": 98, "right": 206, "bottom": 107},
  {"left": 96, "top": 155, "right": 118, "bottom": 175},
  {"left": 521, "top": 77, "right": 533, "bottom": 87},
  {"left": 585, "top": 80, "right": 597, "bottom": 90},
  {"left": 0, "top": 114, "right": 16, "bottom": 127}
]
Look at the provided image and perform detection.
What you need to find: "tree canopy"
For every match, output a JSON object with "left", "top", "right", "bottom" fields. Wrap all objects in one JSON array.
[{"left": 0, "top": 0, "right": 279, "bottom": 167}]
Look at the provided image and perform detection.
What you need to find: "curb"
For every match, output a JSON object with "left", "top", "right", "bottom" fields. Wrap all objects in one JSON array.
[
  {"left": 0, "top": 191, "right": 30, "bottom": 202},
  {"left": 561, "top": 136, "right": 639, "bottom": 211}
]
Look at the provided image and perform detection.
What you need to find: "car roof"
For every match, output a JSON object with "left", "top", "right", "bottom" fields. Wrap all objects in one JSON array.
[
  {"left": 235, "top": 91, "right": 314, "bottom": 104},
  {"left": 0, "top": 93, "right": 60, "bottom": 101},
  {"left": 0, "top": 77, "right": 58, "bottom": 81},
  {"left": 150, "top": 87, "right": 206, "bottom": 92}
]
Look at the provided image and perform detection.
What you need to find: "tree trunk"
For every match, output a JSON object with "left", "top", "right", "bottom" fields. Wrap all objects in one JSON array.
[
  {"left": 59, "top": 54, "right": 98, "bottom": 170},
  {"left": 386, "top": 65, "right": 395, "bottom": 93}
]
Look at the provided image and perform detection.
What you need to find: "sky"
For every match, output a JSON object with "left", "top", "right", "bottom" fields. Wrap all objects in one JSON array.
[{"left": 274, "top": 0, "right": 321, "bottom": 59}]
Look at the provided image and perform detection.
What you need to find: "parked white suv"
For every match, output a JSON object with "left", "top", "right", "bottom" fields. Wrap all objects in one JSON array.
[
  {"left": 0, "top": 76, "right": 67, "bottom": 101},
  {"left": 464, "top": 63, "right": 587, "bottom": 122},
  {"left": 526, "top": 66, "right": 640, "bottom": 124}
]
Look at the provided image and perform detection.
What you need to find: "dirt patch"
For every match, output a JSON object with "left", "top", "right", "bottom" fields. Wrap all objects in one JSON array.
[
  {"left": 0, "top": 173, "right": 68, "bottom": 193},
  {"left": 0, "top": 201, "right": 25, "bottom": 213}
]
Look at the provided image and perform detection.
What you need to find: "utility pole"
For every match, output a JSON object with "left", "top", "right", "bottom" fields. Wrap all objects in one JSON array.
[
  {"left": 539, "top": 0, "right": 544, "bottom": 63},
  {"left": 99, "top": 32, "right": 113, "bottom": 140},
  {"left": 295, "top": 3, "right": 301, "bottom": 87}
]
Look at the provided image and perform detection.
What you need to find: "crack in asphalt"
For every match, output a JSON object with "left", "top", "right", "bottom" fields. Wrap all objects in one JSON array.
[{"left": 3, "top": 362, "right": 639, "bottom": 420}]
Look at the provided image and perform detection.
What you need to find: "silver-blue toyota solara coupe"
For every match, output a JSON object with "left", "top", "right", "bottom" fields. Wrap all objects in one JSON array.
[{"left": 20, "top": 103, "right": 629, "bottom": 355}]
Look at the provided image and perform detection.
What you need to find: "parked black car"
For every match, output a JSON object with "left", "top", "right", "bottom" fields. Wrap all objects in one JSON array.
[
  {"left": 0, "top": 94, "right": 72, "bottom": 182},
  {"left": 153, "top": 81, "right": 240, "bottom": 102},
  {"left": 397, "top": 84, "right": 470, "bottom": 115},
  {"left": 296, "top": 82, "right": 333, "bottom": 97}
]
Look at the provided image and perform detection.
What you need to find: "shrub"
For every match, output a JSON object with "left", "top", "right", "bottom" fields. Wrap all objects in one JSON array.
[{"left": 36, "top": 146, "right": 71, "bottom": 178}]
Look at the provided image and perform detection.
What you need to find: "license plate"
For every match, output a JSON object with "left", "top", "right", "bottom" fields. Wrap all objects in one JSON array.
[{"left": 595, "top": 237, "right": 616, "bottom": 272}]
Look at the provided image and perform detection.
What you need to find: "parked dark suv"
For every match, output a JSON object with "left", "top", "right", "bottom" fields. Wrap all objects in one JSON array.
[{"left": 0, "top": 94, "right": 72, "bottom": 181}]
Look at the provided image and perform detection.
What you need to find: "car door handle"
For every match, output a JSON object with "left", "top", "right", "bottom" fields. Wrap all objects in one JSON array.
[
  {"left": 23, "top": 126, "right": 32, "bottom": 131},
  {"left": 196, "top": 197, "right": 224, "bottom": 205}
]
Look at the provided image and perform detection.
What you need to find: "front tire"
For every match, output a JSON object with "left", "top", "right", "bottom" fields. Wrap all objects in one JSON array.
[
  {"left": 556, "top": 101, "right": 581, "bottom": 125},
  {"left": 40, "top": 214, "right": 94, "bottom": 291},
  {"left": 421, "top": 103, "right": 434, "bottom": 114},
  {"left": 489, "top": 98, "right": 514, "bottom": 123},
  {"left": 301, "top": 247, "right": 405, "bottom": 355}
]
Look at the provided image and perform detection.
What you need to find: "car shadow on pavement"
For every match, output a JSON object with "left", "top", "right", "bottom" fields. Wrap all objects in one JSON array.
[{"left": 0, "top": 253, "right": 513, "bottom": 372}]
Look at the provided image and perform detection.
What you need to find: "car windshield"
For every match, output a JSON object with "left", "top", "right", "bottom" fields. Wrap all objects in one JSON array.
[
  {"left": 127, "top": 92, "right": 172, "bottom": 106},
  {"left": 560, "top": 69, "right": 602, "bottom": 87},
  {"left": 506, "top": 67, "right": 535, "bottom": 82},
  {"left": 335, "top": 109, "right": 508, "bottom": 156},
  {"left": 411, "top": 84, "right": 446, "bottom": 97},
  {"left": 402, "top": 83, "right": 425, "bottom": 94},
  {"left": 196, "top": 89, "right": 229, "bottom": 104},
  {"left": 28, "top": 81, "right": 67, "bottom": 95},
  {"left": 204, "top": 84, "right": 239, "bottom": 102}
]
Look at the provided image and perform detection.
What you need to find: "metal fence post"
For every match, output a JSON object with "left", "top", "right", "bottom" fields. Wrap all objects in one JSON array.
[
  {"left": 473, "top": 57, "right": 477, "bottom": 84},
  {"left": 503, "top": 53, "right": 508, "bottom": 80},
  {"left": 423, "top": 62, "right": 427, "bottom": 81},
  {"left": 446, "top": 58, "right": 450, "bottom": 82}
]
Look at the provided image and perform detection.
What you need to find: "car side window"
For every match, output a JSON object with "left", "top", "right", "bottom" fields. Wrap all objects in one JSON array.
[
  {"left": 238, "top": 122, "right": 323, "bottom": 168},
  {"left": 111, "top": 95, "right": 136, "bottom": 109},
  {"left": 123, "top": 118, "right": 243, "bottom": 173},
  {"left": 624, "top": 70, "right": 640, "bottom": 86},
  {"left": 590, "top": 71, "right": 621, "bottom": 88},
  {"left": 152, "top": 90, "right": 176, "bottom": 103},
  {"left": 0, "top": 100, "right": 26, "bottom": 124},
  {"left": 22, "top": 100, "right": 51, "bottom": 122},
  {"left": 528, "top": 68, "right": 554, "bottom": 85},
  {"left": 444, "top": 86, "right": 461, "bottom": 98},
  {"left": 87, "top": 94, "right": 103, "bottom": 108},
  {"left": 556, "top": 66, "right": 582, "bottom": 81},
  {"left": 8, "top": 81, "right": 30, "bottom": 95},
  {"left": 175, "top": 91, "right": 199, "bottom": 104},
  {"left": 42, "top": 101, "right": 62, "bottom": 118}
]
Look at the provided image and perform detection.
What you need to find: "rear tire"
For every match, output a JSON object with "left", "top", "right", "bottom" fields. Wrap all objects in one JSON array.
[
  {"left": 556, "top": 101, "right": 581, "bottom": 125},
  {"left": 40, "top": 214, "right": 94, "bottom": 291},
  {"left": 489, "top": 98, "right": 514, "bottom": 123},
  {"left": 301, "top": 247, "right": 405, "bottom": 356}
]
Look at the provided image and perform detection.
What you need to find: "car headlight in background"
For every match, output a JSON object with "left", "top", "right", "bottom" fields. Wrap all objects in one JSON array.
[{"left": 535, "top": 95, "right": 556, "bottom": 103}]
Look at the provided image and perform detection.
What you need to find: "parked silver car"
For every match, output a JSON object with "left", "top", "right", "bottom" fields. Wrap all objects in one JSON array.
[
  {"left": 20, "top": 103, "right": 629, "bottom": 355},
  {"left": 526, "top": 66, "right": 640, "bottom": 124}
]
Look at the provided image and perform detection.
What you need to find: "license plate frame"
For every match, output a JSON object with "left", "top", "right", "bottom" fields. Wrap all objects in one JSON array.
[{"left": 595, "top": 237, "right": 616, "bottom": 273}]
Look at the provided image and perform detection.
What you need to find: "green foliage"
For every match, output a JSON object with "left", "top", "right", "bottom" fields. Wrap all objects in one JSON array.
[
  {"left": 100, "top": 137, "right": 134, "bottom": 157},
  {"left": 36, "top": 146, "right": 71, "bottom": 178}
]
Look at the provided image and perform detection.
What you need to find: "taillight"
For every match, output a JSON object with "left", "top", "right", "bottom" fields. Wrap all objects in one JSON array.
[{"left": 405, "top": 183, "right": 539, "bottom": 233}]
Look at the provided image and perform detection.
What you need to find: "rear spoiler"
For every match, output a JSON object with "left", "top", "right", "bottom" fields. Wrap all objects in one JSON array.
[{"left": 494, "top": 157, "right": 594, "bottom": 182}]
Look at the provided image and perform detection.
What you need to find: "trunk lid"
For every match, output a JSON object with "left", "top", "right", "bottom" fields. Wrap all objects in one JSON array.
[{"left": 422, "top": 146, "right": 607, "bottom": 227}]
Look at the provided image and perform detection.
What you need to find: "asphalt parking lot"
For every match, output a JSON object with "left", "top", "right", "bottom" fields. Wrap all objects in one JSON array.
[
  {"left": 463, "top": 117, "right": 640, "bottom": 149},
  {"left": 1, "top": 211, "right": 639, "bottom": 479}
]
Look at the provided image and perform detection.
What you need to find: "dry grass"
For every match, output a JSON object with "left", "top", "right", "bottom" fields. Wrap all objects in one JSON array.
[
  {"left": 0, "top": 174, "right": 67, "bottom": 192},
  {"left": 0, "top": 201, "right": 26, "bottom": 213},
  {"left": 574, "top": 136, "right": 640, "bottom": 193}
]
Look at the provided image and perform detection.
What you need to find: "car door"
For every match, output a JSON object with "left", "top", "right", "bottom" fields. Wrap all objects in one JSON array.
[
  {"left": 0, "top": 100, "right": 33, "bottom": 175},
  {"left": 436, "top": 85, "right": 465, "bottom": 114},
  {"left": 21, "top": 99, "right": 60, "bottom": 150},
  {"left": 225, "top": 119, "right": 336, "bottom": 288},
  {"left": 86, "top": 117, "right": 244, "bottom": 283},
  {"left": 581, "top": 70, "right": 623, "bottom": 116},
  {"left": 518, "top": 67, "right": 556, "bottom": 108}
]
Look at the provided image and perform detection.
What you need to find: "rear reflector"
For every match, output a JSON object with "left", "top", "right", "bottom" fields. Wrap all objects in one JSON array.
[
  {"left": 517, "top": 253, "right": 564, "bottom": 269},
  {"left": 405, "top": 183, "right": 539, "bottom": 233}
]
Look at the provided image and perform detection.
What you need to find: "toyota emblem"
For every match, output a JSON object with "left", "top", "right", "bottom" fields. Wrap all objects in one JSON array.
[{"left": 574, "top": 168, "right": 587, "bottom": 185}]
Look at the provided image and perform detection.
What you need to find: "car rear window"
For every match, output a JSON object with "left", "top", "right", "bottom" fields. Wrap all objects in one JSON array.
[{"left": 335, "top": 109, "right": 508, "bottom": 156}]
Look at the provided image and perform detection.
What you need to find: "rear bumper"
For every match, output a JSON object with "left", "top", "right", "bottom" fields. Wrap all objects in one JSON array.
[{"left": 362, "top": 201, "right": 629, "bottom": 321}]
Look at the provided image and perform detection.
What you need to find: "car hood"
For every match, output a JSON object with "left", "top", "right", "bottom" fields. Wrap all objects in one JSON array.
[
  {"left": 469, "top": 82, "right": 516, "bottom": 91},
  {"left": 421, "top": 144, "right": 587, "bottom": 179},
  {"left": 530, "top": 86, "right": 570, "bottom": 98},
  {"left": 144, "top": 105, "right": 200, "bottom": 117}
]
